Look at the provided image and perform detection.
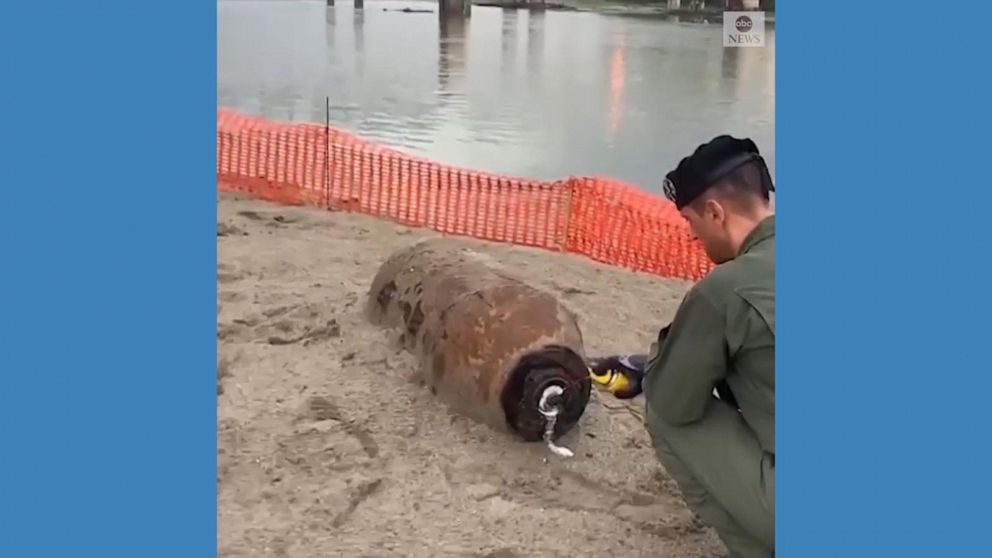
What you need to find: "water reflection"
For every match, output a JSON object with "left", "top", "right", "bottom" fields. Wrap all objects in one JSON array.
[
  {"left": 501, "top": 8, "right": 518, "bottom": 72},
  {"left": 218, "top": 0, "right": 775, "bottom": 191},
  {"left": 354, "top": 7, "right": 365, "bottom": 63},
  {"left": 527, "top": 10, "right": 544, "bottom": 70},
  {"left": 721, "top": 43, "right": 740, "bottom": 80},
  {"left": 438, "top": 14, "right": 467, "bottom": 93},
  {"left": 607, "top": 37, "right": 626, "bottom": 144}
]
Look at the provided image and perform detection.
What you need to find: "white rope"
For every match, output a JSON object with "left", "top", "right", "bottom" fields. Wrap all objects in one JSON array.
[{"left": 538, "top": 385, "right": 574, "bottom": 458}]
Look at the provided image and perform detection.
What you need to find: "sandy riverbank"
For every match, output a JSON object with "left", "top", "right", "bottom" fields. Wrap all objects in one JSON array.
[{"left": 217, "top": 192, "right": 725, "bottom": 557}]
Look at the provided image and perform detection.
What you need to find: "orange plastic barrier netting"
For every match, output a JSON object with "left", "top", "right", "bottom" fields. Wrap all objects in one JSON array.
[{"left": 217, "top": 109, "right": 715, "bottom": 282}]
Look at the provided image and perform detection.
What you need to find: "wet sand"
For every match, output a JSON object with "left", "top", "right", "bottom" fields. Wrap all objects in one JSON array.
[{"left": 217, "top": 192, "right": 726, "bottom": 557}]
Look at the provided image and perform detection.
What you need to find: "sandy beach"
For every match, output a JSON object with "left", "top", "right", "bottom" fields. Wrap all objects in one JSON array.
[{"left": 217, "top": 191, "right": 726, "bottom": 557}]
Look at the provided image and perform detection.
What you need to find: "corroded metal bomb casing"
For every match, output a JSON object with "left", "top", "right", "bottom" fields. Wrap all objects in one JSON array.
[{"left": 367, "top": 239, "right": 591, "bottom": 441}]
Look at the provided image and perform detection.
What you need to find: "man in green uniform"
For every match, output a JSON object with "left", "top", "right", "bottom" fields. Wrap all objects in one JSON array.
[{"left": 590, "top": 136, "right": 775, "bottom": 557}]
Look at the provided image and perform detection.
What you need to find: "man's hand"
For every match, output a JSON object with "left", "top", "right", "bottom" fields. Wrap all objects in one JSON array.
[{"left": 588, "top": 354, "right": 648, "bottom": 399}]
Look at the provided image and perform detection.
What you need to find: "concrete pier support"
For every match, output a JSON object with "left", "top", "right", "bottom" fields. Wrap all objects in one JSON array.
[{"left": 439, "top": 0, "right": 471, "bottom": 18}]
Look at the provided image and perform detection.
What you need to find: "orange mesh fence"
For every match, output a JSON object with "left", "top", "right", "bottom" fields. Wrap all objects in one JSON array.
[{"left": 217, "top": 109, "right": 714, "bottom": 282}]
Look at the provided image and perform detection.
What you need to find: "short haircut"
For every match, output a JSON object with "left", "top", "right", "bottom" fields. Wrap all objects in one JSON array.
[{"left": 694, "top": 159, "right": 773, "bottom": 212}]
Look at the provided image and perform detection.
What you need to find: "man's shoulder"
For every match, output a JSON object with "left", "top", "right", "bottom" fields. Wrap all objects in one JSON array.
[{"left": 694, "top": 250, "right": 774, "bottom": 304}]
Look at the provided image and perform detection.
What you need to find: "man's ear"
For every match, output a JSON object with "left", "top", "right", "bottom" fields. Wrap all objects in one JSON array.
[{"left": 704, "top": 198, "right": 725, "bottom": 222}]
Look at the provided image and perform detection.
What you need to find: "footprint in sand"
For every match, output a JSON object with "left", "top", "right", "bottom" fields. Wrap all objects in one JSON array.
[
  {"left": 300, "top": 396, "right": 379, "bottom": 459},
  {"left": 264, "top": 319, "right": 340, "bottom": 346},
  {"left": 237, "top": 210, "right": 265, "bottom": 221},
  {"left": 218, "top": 291, "right": 248, "bottom": 303},
  {"left": 217, "top": 269, "right": 248, "bottom": 284},
  {"left": 217, "top": 222, "right": 246, "bottom": 237},
  {"left": 217, "top": 356, "right": 235, "bottom": 395},
  {"left": 217, "top": 322, "right": 252, "bottom": 342},
  {"left": 218, "top": 304, "right": 343, "bottom": 346}
]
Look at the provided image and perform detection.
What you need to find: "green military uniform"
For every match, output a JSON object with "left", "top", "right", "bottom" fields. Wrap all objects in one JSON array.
[{"left": 642, "top": 216, "right": 775, "bottom": 558}]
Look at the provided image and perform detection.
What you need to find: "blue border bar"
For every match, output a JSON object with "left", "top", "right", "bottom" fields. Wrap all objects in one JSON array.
[
  {"left": 778, "top": 1, "right": 992, "bottom": 555},
  {"left": 0, "top": 1, "right": 216, "bottom": 556}
]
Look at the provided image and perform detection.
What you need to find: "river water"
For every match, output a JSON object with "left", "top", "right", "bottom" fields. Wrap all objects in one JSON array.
[{"left": 218, "top": 0, "right": 774, "bottom": 193}]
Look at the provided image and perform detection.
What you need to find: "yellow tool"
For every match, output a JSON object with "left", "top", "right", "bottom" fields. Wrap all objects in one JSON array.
[
  {"left": 588, "top": 355, "right": 647, "bottom": 400},
  {"left": 589, "top": 366, "right": 632, "bottom": 393}
]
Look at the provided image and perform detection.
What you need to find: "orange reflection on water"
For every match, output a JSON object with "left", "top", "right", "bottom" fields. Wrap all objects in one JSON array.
[{"left": 608, "top": 41, "right": 625, "bottom": 143}]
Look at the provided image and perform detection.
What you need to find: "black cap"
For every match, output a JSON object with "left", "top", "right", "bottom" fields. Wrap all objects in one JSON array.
[{"left": 663, "top": 135, "right": 771, "bottom": 209}]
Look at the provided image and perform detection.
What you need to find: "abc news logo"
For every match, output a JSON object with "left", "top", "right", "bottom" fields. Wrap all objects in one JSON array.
[{"left": 724, "top": 11, "right": 765, "bottom": 47}]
